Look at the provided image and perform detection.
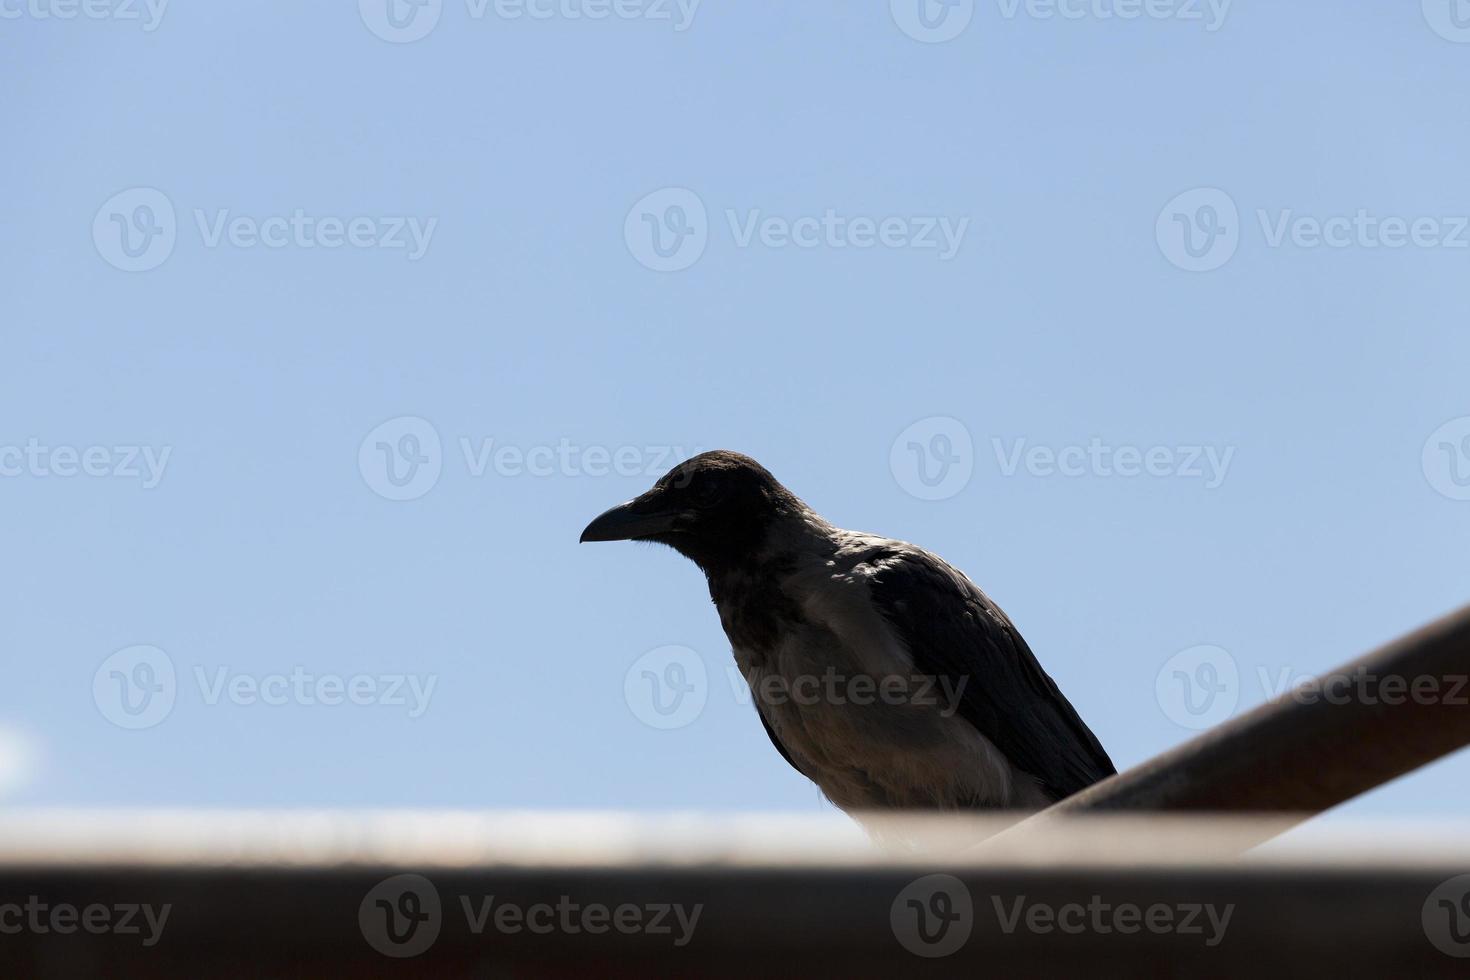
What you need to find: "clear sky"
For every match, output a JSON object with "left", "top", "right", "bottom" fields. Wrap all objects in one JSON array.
[{"left": 2, "top": 1, "right": 1468, "bottom": 821}]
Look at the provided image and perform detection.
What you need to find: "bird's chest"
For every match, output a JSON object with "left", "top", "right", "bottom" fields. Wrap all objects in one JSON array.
[
  {"left": 709, "top": 566, "right": 805, "bottom": 660},
  {"left": 722, "top": 607, "right": 994, "bottom": 809},
  {"left": 735, "top": 621, "right": 900, "bottom": 778},
  {"left": 714, "top": 568, "right": 912, "bottom": 745},
  {"left": 709, "top": 561, "right": 1017, "bottom": 810}
]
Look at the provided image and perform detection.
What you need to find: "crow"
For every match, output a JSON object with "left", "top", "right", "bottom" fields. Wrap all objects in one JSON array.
[{"left": 581, "top": 450, "right": 1115, "bottom": 813}]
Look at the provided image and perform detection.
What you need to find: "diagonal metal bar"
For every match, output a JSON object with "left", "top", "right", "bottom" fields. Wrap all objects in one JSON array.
[{"left": 1037, "top": 603, "right": 1470, "bottom": 825}]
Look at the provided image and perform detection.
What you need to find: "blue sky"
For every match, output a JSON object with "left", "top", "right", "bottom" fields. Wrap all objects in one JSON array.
[{"left": 2, "top": 1, "right": 1468, "bottom": 821}]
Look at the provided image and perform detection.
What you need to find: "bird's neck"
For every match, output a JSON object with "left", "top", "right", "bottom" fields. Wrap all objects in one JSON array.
[
  {"left": 700, "top": 507, "right": 841, "bottom": 591},
  {"left": 694, "top": 509, "right": 851, "bottom": 663}
]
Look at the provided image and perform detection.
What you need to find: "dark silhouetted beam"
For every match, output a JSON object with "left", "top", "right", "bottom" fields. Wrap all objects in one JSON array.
[{"left": 1045, "top": 604, "right": 1470, "bottom": 820}]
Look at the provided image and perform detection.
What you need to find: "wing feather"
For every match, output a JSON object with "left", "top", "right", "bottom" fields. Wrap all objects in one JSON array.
[{"left": 865, "top": 547, "right": 1115, "bottom": 801}]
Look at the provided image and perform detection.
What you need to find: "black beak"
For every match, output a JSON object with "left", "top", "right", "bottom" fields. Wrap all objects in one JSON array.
[{"left": 579, "top": 496, "right": 681, "bottom": 543}]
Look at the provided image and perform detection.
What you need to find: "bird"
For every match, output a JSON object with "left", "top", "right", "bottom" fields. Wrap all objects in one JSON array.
[{"left": 580, "top": 450, "right": 1115, "bottom": 814}]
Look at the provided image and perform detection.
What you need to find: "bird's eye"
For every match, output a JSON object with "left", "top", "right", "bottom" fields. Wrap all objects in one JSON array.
[{"left": 691, "top": 479, "right": 723, "bottom": 506}]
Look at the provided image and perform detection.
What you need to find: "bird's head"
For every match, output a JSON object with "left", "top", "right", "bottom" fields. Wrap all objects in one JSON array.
[{"left": 579, "top": 450, "right": 805, "bottom": 573}]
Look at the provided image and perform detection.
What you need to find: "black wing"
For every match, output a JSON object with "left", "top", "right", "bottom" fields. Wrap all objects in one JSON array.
[{"left": 866, "top": 547, "right": 1115, "bottom": 802}]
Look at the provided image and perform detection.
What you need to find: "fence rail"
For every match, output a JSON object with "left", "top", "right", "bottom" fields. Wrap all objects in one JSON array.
[
  {"left": 1039, "top": 603, "right": 1470, "bottom": 838},
  {"left": 3, "top": 604, "right": 1470, "bottom": 975},
  {"left": 1, "top": 816, "right": 1469, "bottom": 977}
]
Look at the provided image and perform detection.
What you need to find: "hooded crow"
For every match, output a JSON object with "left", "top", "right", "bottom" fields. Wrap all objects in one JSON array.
[{"left": 581, "top": 450, "right": 1115, "bottom": 813}]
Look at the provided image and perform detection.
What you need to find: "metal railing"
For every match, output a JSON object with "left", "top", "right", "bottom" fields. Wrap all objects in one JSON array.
[{"left": 1040, "top": 603, "right": 1470, "bottom": 835}]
